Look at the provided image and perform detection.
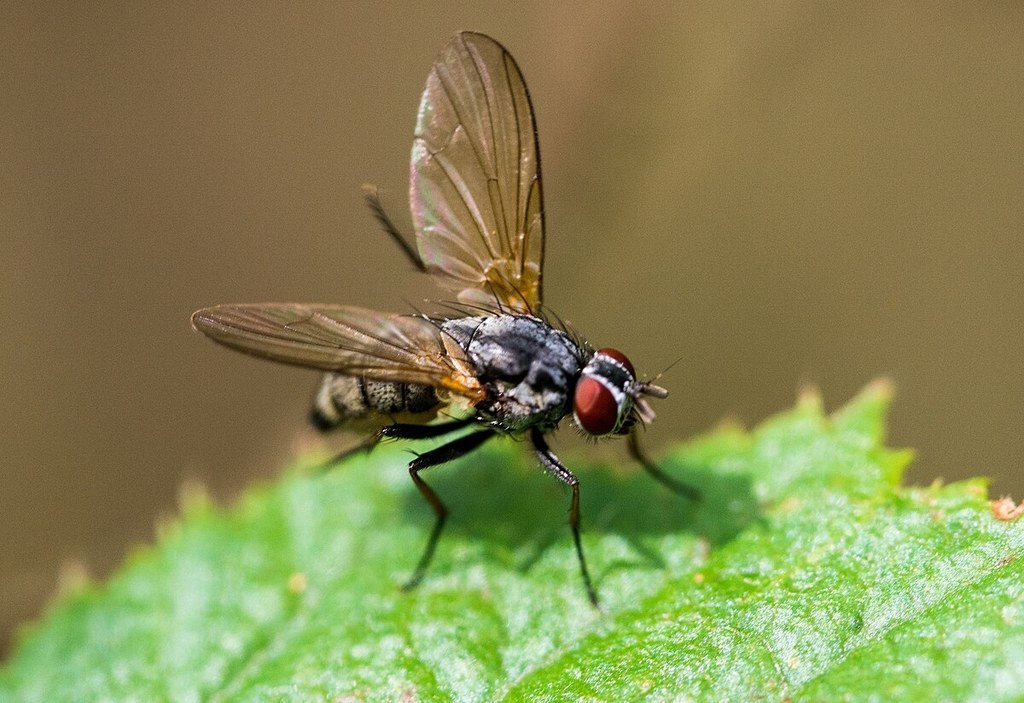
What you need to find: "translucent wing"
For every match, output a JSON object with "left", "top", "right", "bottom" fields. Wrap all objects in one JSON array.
[
  {"left": 191, "top": 303, "right": 483, "bottom": 399},
  {"left": 410, "top": 31, "right": 544, "bottom": 314}
]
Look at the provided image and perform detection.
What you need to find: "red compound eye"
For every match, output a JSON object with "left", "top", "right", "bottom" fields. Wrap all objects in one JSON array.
[
  {"left": 596, "top": 348, "right": 635, "bottom": 379},
  {"left": 573, "top": 376, "right": 619, "bottom": 436}
]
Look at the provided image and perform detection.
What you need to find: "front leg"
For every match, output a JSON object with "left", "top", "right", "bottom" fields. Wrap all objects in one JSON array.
[
  {"left": 530, "top": 427, "right": 599, "bottom": 607},
  {"left": 628, "top": 430, "right": 701, "bottom": 501}
]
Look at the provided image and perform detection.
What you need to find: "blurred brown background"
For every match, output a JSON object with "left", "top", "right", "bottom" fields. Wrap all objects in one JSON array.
[{"left": 3, "top": 3, "right": 1022, "bottom": 656}]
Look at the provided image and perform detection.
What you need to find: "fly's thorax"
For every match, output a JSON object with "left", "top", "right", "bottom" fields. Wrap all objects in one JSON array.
[
  {"left": 440, "top": 315, "right": 586, "bottom": 433},
  {"left": 572, "top": 348, "right": 639, "bottom": 436}
]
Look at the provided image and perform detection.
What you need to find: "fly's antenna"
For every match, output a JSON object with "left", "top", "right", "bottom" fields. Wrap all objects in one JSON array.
[
  {"left": 362, "top": 184, "right": 427, "bottom": 272},
  {"left": 639, "top": 383, "right": 669, "bottom": 399},
  {"left": 646, "top": 355, "right": 684, "bottom": 386},
  {"left": 634, "top": 356, "right": 678, "bottom": 400}
]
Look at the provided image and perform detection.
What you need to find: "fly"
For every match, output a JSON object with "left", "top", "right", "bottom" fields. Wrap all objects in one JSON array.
[{"left": 191, "top": 32, "right": 698, "bottom": 606}]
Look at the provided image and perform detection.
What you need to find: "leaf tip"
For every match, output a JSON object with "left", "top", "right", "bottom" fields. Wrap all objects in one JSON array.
[
  {"left": 795, "top": 383, "right": 824, "bottom": 413},
  {"left": 861, "top": 376, "right": 896, "bottom": 401},
  {"left": 51, "top": 560, "right": 91, "bottom": 605},
  {"left": 177, "top": 477, "right": 213, "bottom": 515},
  {"left": 713, "top": 413, "right": 746, "bottom": 433},
  {"left": 830, "top": 377, "right": 895, "bottom": 440}
]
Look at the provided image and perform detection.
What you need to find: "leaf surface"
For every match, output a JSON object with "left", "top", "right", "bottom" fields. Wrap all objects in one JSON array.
[{"left": 3, "top": 383, "right": 1022, "bottom": 701}]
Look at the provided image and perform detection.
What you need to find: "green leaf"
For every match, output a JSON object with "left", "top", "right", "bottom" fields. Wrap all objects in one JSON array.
[{"left": 3, "top": 382, "right": 1023, "bottom": 701}]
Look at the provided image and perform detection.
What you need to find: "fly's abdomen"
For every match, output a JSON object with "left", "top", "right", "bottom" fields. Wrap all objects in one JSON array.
[{"left": 310, "top": 373, "right": 440, "bottom": 431}]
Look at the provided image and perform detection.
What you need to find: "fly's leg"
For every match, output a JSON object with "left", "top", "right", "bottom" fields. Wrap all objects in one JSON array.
[
  {"left": 380, "top": 417, "right": 475, "bottom": 441},
  {"left": 531, "top": 428, "right": 599, "bottom": 607},
  {"left": 313, "top": 419, "right": 475, "bottom": 475},
  {"left": 627, "top": 430, "right": 701, "bottom": 501},
  {"left": 402, "top": 430, "right": 495, "bottom": 591},
  {"left": 313, "top": 434, "right": 381, "bottom": 473},
  {"left": 362, "top": 184, "right": 427, "bottom": 272}
]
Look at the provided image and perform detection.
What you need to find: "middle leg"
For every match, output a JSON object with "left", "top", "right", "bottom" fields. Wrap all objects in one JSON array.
[
  {"left": 402, "top": 429, "right": 495, "bottom": 591},
  {"left": 380, "top": 416, "right": 475, "bottom": 441}
]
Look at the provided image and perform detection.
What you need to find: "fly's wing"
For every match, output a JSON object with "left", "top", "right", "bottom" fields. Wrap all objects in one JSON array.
[
  {"left": 410, "top": 31, "right": 544, "bottom": 314},
  {"left": 191, "top": 303, "right": 483, "bottom": 400}
]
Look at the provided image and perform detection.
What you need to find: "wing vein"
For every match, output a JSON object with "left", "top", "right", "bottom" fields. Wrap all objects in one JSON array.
[
  {"left": 409, "top": 32, "right": 545, "bottom": 313},
  {"left": 433, "top": 52, "right": 497, "bottom": 262}
]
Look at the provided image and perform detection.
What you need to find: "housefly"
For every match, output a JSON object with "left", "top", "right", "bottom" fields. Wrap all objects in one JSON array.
[{"left": 192, "top": 32, "right": 697, "bottom": 605}]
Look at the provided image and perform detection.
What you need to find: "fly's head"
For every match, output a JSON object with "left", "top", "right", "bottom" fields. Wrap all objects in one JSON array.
[{"left": 572, "top": 348, "right": 668, "bottom": 437}]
